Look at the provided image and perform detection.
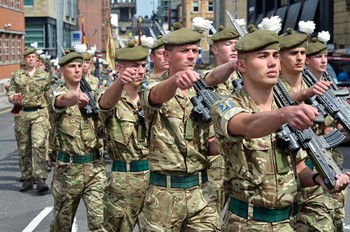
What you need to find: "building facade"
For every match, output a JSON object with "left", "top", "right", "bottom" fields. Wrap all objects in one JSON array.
[{"left": 0, "top": 0, "right": 25, "bottom": 85}]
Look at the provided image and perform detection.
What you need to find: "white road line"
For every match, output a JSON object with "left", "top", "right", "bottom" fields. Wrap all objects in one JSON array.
[{"left": 22, "top": 206, "right": 53, "bottom": 232}]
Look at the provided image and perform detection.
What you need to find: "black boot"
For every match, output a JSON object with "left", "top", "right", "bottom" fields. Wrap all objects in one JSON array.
[
  {"left": 20, "top": 178, "right": 33, "bottom": 192},
  {"left": 36, "top": 178, "right": 49, "bottom": 193}
]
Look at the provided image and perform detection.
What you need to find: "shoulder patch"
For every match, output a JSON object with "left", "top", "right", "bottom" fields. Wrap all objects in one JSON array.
[
  {"left": 219, "top": 100, "right": 233, "bottom": 112},
  {"left": 140, "top": 81, "right": 149, "bottom": 90}
]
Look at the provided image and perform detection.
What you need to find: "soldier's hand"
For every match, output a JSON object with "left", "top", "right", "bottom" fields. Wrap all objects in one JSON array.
[
  {"left": 74, "top": 92, "right": 89, "bottom": 108},
  {"left": 120, "top": 67, "right": 139, "bottom": 85},
  {"left": 317, "top": 172, "right": 350, "bottom": 193},
  {"left": 306, "top": 80, "right": 331, "bottom": 97},
  {"left": 174, "top": 70, "right": 200, "bottom": 90},
  {"left": 285, "top": 104, "right": 319, "bottom": 131}
]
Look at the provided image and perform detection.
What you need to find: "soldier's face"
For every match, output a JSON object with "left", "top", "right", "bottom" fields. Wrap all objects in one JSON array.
[
  {"left": 305, "top": 54, "right": 328, "bottom": 76},
  {"left": 61, "top": 62, "right": 83, "bottom": 84},
  {"left": 165, "top": 44, "right": 198, "bottom": 73},
  {"left": 24, "top": 54, "right": 37, "bottom": 68},
  {"left": 82, "top": 59, "right": 92, "bottom": 74},
  {"left": 212, "top": 39, "right": 238, "bottom": 65},
  {"left": 280, "top": 47, "right": 306, "bottom": 74},
  {"left": 150, "top": 48, "right": 169, "bottom": 71}
]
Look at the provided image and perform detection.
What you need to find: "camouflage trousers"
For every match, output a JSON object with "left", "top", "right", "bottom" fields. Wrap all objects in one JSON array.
[
  {"left": 104, "top": 170, "right": 150, "bottom": 232},
  {"left": 15, "top": 109, "right": 50, "bottom": 179},
  {"left": 138, "top": 182, "right": 221, "bottom": 231},
  {"left": 331, "top": 189, "right": 347, "bottom": 232},
  {"left": 295, "top": 185, "right": 336, "bottom": 232},
  {"left": 222, "top": 210, "right": 295, "bottom": 232},
  {"left": 207, "top": 154, "right": 227, "bottom": 214},
  {"left": 50, "top": 159, "right": 106, "bottom": 232}
]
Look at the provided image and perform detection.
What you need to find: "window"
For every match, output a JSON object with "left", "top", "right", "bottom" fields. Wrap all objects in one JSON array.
[
  {"left": 24, "top": 0, "right": 33, "bottom": 6},
  {"left": 16, "top": 0, "right": 20, "bottom": 8},
  {"left": 0, "top": 36, "right": 2, "bottom": 63},
  {"left": 193, "top": 1, "right": 199, "bottom": 13},
  {"left": 10, "top": 0, "right": 14, "bottom": 7},
  {"left": 208, "top": 1, "right": 214, "bottom": 12},
  {"left": 17, "top": 36, "right": 21, "bottom": 61},
  {"left": 25, "top": 24, "right": 45, "bottom": 48},
  {"left": 4, "top": 35, "right": 9, "bottom": 62},
  {"left": 11, "top": 35, "right": 15, "bottom": 61}
]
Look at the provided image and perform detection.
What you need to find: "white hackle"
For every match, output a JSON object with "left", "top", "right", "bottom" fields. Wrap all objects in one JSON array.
[
  {"left": 317, "top": 31, "right": 330, "bottom": 44},
  {"left": 192, "top": 16, "right": 213, "bottom": 33},
  {"left": 141, "top": 35, "right": 155, "bottom": 48},
  {"left": 258, "top": 16, "right": 282, "bottom": 34},
  {"left": 298, "top": 21, "right": 315, "bottom": 35},
  {"left": 74, "top": 44, "right": 87, "bottom": 54}
]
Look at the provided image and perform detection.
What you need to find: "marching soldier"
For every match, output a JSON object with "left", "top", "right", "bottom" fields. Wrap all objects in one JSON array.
[
  {"left": 49, "top": 52, "right": 106, "bottom": 232},
  {"left": 7, "top": 47, "right": 51, "bottom": 193},
  {"left": 210, "top": 25, "right": 350, "bottom": 231},
  {"left": 138, "top": 22, "right": 221, "bottom": 231},
  {"left": 98, "top": 41, "right": 150, "bottom": 232}
]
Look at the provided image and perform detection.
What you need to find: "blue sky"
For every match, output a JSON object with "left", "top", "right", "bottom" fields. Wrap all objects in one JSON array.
[{"left": 136, "top": 0, "right": 158, "bottom": 18}]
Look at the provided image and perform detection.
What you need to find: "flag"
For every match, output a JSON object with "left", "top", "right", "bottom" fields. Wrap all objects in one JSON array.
[
  {"left": 81, "top": 18, "right": 86, "bottom": 45},
  {"left": 106, "top": 24, "right": 116, "bottom": 70}
]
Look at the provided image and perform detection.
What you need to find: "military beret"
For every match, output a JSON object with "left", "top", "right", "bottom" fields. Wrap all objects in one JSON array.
[
  {"left": 116, "top": 40, "right": 149, "bottom": 61},
  {"left": 58, "top": 52, "right": 83, "bottom": 66},
  {"left": 152, "top": 35, "right": 165, "bottom": 51},
  {"left": 23, "top": 47, "right": 36, "bottom": 56},
  {"left": 83, "top": 52, "right": 92, "bottom": 60},
  {"left": 211, "top": 25, "right": 240, "bottom": 43},
  {"left": 306, "top": 37, "right": 327, "bottom": 56},
  {"left": 279, "top": 28, "right": 308, "bottom": 50},
  {"left": 161, "top": 22, "right": 201, "bottom": 45},
  {"left": 235, "top": 25, "right": 279, "bottom": 53}
]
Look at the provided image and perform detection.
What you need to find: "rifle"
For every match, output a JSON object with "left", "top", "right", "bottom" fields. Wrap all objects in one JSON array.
[
  {"left": 149, "top": 27, "right": 157, "bottom": 40},
  {"left": 191, "top": 77, "right": 221, "bottom": 122},
  {"left": 302, "top": 66, "right": 350, "bottom": 133},
  {"left": 80, "top": 76, "right": 99, "bottom": 117},
  {"left": 94, "top": 54, "right": 101, "bottom": 85},
  {"left": 225, "top": 10, "right": 248, "bottom": 36},
  {"left": 273, "top": 80, "right": 344, "bottom": 189},
  {"left": 322, "top": 71, "right": 349, "bottom": 103}
]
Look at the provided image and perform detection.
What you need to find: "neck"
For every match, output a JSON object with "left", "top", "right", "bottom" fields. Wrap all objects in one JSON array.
[
  {"left": 66, "top": 81, "right": 80, "bottom": 92},
  {"left": 280, "top": 69, "right": 303, "bottom": 92},
  {"left": 124, "top": 85, "right": 139, "bottom": 103},
  {"left": 245, "top": 84, "right": 274, "bottom": 111}
]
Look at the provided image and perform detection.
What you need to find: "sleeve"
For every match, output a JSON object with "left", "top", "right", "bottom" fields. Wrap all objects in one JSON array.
[
  {"left": 7, "top": 71, "right": 18, "bottom": 96},
  {"left": 210, "top": 97, "right": 250, "bottom": 142},
  {"left": 138, "top": 80, "right": 162, "bottom": 111},
  {"left": 50, "top": 87, "right": 68, "bottom": 113}
]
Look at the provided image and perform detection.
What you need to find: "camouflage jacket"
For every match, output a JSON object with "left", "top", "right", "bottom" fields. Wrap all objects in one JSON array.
[
  {"left": 99, "top": 90, "right": 148, "bottom": 161},
  {"left": 201, "top": 65, "right": 237, "bottom": 95},
  {"left": 8, "top": 68, "right": 51, "bottom": 107},
  {"left": 50, "top": 86, "right": 100, "bottom": 155},
  {"left": 211, "top": 88, "right": 307, "bottom": 208},
  {"left": 138, "top": 71, "right": 211, "bottom": 175}
]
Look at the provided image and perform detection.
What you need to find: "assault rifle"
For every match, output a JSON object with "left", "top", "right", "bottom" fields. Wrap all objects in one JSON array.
[
  {"left": 302, "top": 66, "right": 350, "bottom": 133},
  {"left": 191, "top": 77, "right": 221, "bottom": 123},
  {"left": 154, "top": 21, "right": 166, "bottom": 36},
  {"left": 273, "top": 80, "right": 344, "bottom": 189},
  {"left": 80, "top": 76, "right": 99, "bottom": 117}
]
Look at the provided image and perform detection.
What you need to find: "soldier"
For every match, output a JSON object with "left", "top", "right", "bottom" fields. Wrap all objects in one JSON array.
[
  {"left": 98, "top": 41, "right": 150, "bottom": 231},
  {"left": 138, "top": 22, "right": 221, "bottom": 231},
  {"left": 210, "top": 25, "right": 350, "bottom": 231},
  {"left": 278, "top": 27, "right": 341, "bottom": 232},
  {"left": 49, "top": 52, "right": 106, "bottom": 232},
  {"left": 148, "top": 35, "right": 169, "bottom": 78},
  {"left": 204, "top": 26, "right": 240, "bottom": 95},
  {"left": 292, "top": 33, "right": 348, "bottom": 232},
  {"left": 7, "top": 47, "right": 51, "bottom": 193}
]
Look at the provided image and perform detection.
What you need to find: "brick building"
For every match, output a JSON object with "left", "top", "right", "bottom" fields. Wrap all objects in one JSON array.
[{"left": 0, "top": 0, "right": 25, "bottom": 88}]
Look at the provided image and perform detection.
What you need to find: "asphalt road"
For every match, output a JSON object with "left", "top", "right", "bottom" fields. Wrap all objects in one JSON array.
[{"left": 0, "top": 109, "right": 349, "bottom": 231}]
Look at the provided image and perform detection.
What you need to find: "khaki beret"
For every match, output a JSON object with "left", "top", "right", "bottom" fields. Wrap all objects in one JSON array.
[
  {"left": 23, "top": 47, "right": 36, "bottom": 56},
  {"left": 235, "top": 25, "right": 279, "bottom": 53},
  {"left": 211, "top": 25, "right": 240, "bottom": 43},
  {"left": 152, "top": 35, "right": 165, "bottom": 50},
  {"left": 116, "top": 40, "right": 149, "bottom": 61},
  {"left": 59, "top": 52, "right": 83, "bottom": 66},
  {"left": 306, "top": 37, "right": 327, "bottom": 56},
  {"left": 279, "top": 28, "right": 308, "bottom": 50},
  {"left": 161, "top": 22, "right": 201, "bottom": 45},
  {"left": 83, "top": 52, "right": 92, "bottom": 60}
]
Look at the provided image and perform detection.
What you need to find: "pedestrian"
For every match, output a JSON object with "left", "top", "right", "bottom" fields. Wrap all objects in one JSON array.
[
  {"left": 210, "top": 25, "right": 350, "bottom": 231},
  {"left": 49, "top": 51, "right": 106, "bottom": 232},
  {"left": 98, "top": 41, "right": 150, "bottom": 231},
  {"left": 7, "top": 47, "right": 51, "bottom": 193},
  {"left": 138, "top": 22, "right": 221, "bottom": 231}
]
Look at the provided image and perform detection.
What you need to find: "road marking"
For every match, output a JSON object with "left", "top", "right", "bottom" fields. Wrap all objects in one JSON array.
[{"left": 22, "top": 206, "right": 53, "bottom": 232}]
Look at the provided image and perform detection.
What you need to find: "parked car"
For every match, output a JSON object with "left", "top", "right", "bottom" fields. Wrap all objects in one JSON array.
[{"left": 327, "top": 56, "right": 350, "bottom": 86}]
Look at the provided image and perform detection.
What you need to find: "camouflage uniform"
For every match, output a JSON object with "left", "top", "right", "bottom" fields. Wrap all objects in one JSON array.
[
  {"left": 99, "top": 90, "right": 149, "bottom": 232},
  {"left": 138, "top": 73, "right": 221, "bottom": 231},
  {"left": 7, "top": 68, "right": 51, "bottom": 183},
  {"left": 85, "top": 73, "right": 100, "bottom": 90},
  {"left": 49, "top": 86, "right": 106, "bottom": 232},
  {"left": 211, "top": 88, "right": 306, "bottom": 232},
  {"left": 279, "top": 76, "right": 344, "bottom": 231}
]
